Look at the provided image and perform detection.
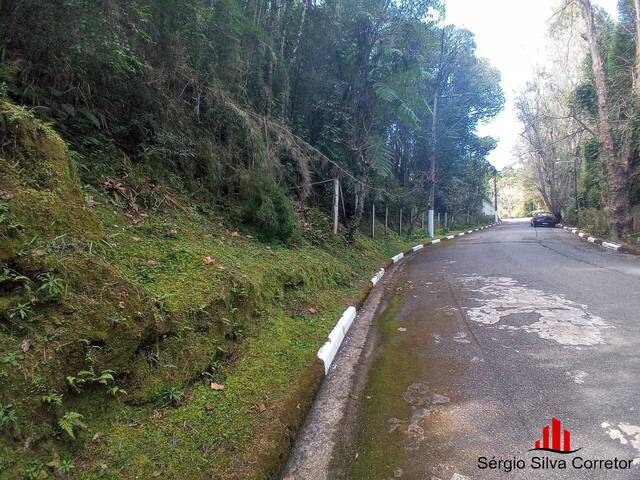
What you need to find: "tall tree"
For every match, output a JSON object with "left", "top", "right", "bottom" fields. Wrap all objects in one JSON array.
[{"left": 576, "top": 0, "right": 636, "bottom": 239}]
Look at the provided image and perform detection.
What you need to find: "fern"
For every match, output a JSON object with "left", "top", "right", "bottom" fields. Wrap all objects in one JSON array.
[
  {"left": 373, "top": 82, "right": 421, "bottom": 128},
  {"left": 58, "top": 411, "right": 86, "bottom": 439}
]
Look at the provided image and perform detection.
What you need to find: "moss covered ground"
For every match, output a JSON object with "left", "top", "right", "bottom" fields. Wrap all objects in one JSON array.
[{"left": 0, "top": 100, "right": 442, "bottom": 479}]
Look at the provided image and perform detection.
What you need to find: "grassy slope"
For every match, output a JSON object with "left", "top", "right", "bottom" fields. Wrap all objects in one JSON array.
[{"left": 1, "top": 100, "right": 441, "bottom": 479}]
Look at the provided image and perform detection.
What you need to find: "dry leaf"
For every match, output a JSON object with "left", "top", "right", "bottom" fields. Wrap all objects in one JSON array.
[
  {"left": 132, "top": 236, "right": 142, "bottom": 242},
  {"left": 19, "top": 338, "right": 30, "bottom": 353},
  {"left": 397, "top": 327, "right": 407, "bottom": 332},
  {"left": 209, "top": 382, "right": 224, "bottom": 391},
  {"left": 255, "top": 402, "right": 267, "bottom": 413},
  {"left": 202, "top": 256, "right": 215, "bottom": 265},
  {"left": 231, "top": 231, "right": 240, "bottom": 237},
  {"left": 307, "top": 307, "right": 317, "bottom": 314},
  {"left": 204, "top": 403, "right": 214, "bottom": 412}
]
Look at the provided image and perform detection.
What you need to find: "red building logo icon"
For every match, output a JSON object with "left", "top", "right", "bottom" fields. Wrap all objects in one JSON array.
[{"left": 530, "top": 417, "right": 581, "bottom": 454}]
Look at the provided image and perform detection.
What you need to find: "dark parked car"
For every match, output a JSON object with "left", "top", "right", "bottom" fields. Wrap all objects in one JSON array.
[{"left": 530, "top": 212, "right": 557, "bottom": 227}]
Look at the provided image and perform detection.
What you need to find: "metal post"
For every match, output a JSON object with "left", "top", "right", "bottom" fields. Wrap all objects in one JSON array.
[
  {"left": 333, "top": 178, "right": 339, "bottom": 235},
  {"left": 372, "top": 203, "right": 375, "bottom": 238},
  {"left": 444, "top": 211, "right": 448, "bottom": 229},
  {"left": 428, "top": 209, "right": 434, "bottom": 238},
  {"left": 437, "top": 211, "right": 441, "bottom": 231}
]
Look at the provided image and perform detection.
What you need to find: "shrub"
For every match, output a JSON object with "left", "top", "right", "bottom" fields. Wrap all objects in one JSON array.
[{"left": 241, "top": 177, "right": 295, "bottom": 242}]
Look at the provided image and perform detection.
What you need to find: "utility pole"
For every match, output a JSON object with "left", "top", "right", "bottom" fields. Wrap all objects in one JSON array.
[
  {"left": 493, "top": 172, "right": 498, "bottom": 223},
  {"left": 428, "top": 11, "right": 447, "bottom": 238},
  {"left": 574, "top": 156, "right": 580, "bottom": 227}
]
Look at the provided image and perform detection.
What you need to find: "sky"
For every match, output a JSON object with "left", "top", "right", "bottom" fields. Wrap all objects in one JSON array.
[{"left": 445, "top": 0, "right": 619, "bottom": 170}]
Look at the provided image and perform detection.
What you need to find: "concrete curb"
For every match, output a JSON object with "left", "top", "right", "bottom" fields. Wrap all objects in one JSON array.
[
  {"left": 316, "top": 307, "right": 357, "bottom": 374},
  {"left": 561, "top": 225, "right": 623, "bottom": 252},
  {"left": 391, "top": 252, "right": 404, "bottom": 263},
  {"left": 602, "top": 241, "right": 622, "bottom": 251},
  {"left": 370, "top": 268, "right": 385, "bottom": 286},
  {"left": 315, "top": 223, "right": 497, "bottom": 374}
]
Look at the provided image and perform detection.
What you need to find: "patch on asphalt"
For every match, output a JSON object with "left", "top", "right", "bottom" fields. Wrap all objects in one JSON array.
[
  {"left": 400, "top": 382, "right": 450, "bottom": 451},
  {"left": 565, "top": 370, "right": 588, "bottom": 384},
  {"left": 460, "top": 275, "right": 612, "bottom": 346},
  {"left": 601, "top": 421, "right": 640, "bottom": 465}
]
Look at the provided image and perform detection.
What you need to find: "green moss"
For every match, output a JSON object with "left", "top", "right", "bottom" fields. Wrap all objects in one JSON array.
[{"left": 0, "top": 99, "right": 444, "bottom": 479}]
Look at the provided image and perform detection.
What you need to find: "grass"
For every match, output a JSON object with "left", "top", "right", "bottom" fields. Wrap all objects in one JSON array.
[{"left": 0, "top": 98, "right": 491, "bottom": 479}]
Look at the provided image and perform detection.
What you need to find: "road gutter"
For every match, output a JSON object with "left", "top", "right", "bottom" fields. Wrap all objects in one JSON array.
[{"left": 282, "top": 224, "right": 496, "bottom": 479}]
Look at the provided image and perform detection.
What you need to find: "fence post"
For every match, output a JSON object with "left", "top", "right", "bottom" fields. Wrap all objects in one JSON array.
[
  {"left": 385, "top": 206, "right": 388, "bottom": 235},
  {"left": 372, "top": 203, "right": 375, "bottom": 238},
  {"left": 399, "top": 208, "right": 403, "bottom": 235},
  {"left": 437, "top": 212, "right": 440, "bottom": 231},
  {"left": 444, "top": 211, "right": 448, "bottom": 229},
  {"left": 333, "top": 178, "right": 339, "bottom": 235}
]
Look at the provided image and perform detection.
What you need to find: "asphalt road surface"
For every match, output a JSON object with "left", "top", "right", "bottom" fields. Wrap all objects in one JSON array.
[{"left": 344, "top": 220, "right": 640, "bottom": 480}]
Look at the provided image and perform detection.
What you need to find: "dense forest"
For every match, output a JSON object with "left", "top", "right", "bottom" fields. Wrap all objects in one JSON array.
[
  {"left": 1, "top": 0, "right": 502, "bottom": 240},
  {"left": 0, "top": 1, "right": 503, "bottom": 479},
  {"left": 515, "top": 0, "right": 640, "bottom": 242}
]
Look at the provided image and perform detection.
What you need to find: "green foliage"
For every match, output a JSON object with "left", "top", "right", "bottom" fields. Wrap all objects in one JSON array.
[
  {"left": 0, "top": 403, "right": 17, "bottom": 429},
  {"left": 58, "top": 411, "right": 87, "bottom": 440},
  {"left": 66, "top": 369, "right": 116, "bottom": 393},
  {"left": 242, "top": 177, "right": 296, "bottom": 242},
  {"left": 156, "top": 386, "right": 183, "bottom": 406},
  {"left": 41, "top": 392, "right": 63, "bottom": 407},
  {"left": 36, "top": 272, "right": 65, "bottom": 299}
]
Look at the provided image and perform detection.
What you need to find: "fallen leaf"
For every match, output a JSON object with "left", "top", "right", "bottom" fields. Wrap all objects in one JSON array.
[
  {"left": 132, "top": 236, "right": 142, "bottom": 242},
  {"left": 397, "top": 327, "right": 407, "bottom": 332},
  {"left": 231, "top": 231, "right": 240, "bottom": 237},
  {"left": 19, "top": 338, "right": 30, "bottom": 353},
  {"left": 91, "top": 433, "right": 101, "bottom": 443},
  {"left": 204, "top": 403, "right": 214, "bottom": 412},
  {"left": 307, "top": 307, "right": 318, "bottom": 314},
  {"left": 0, "top": 190, "right": 13, "bottom": 201},
  {"left": 209, "top": 382, "right": 224, "bottom": 391},
  {"left": 166, "top": 228, "right": 178, "bottom": 237},
  {"left": 246, "top": 234, "right": 253, "bottom": 239},
  {"left": 202, "top": 256, "right": 215, "bottom": 265},
  {"left": 255, "top": 402, "right": 267, "bottom": 413}
]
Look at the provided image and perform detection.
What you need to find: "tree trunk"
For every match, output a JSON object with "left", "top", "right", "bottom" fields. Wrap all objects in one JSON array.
[{"left": 578, "top": 0, "right": 632, "bottom": 240}]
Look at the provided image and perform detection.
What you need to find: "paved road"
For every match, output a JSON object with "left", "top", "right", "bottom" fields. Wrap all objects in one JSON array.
[{"left": 344, "top": 220, "right": 640, "bottom": 479}]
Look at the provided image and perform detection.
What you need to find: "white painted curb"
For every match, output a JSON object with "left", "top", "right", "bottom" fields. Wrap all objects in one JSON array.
[
  {"left": 578, "top": 232, "right": 586, "bottom": 238},
  {"left": 391, "top": 252, "right": 404, "bottom": 263},
  {"left": 317, "top": 223, "right": 493, "bottom": 376},
  {"left": 370, "top": 268, "right": 385, "bottom": 286},
  {"left": 572, "top": 229, "right": 578, "bottom": 234},
  {"left": 587, "top": 237, "right": 596, "bottom": 243},
  {"left": 602, "top": 241, "right": 622, "bottom": 251},
  {"left": 317, "top": 306, "right": 357, "bottom": 374}
]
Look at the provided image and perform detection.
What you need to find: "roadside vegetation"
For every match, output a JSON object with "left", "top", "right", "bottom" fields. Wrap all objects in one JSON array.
[
  {"left": 510, "top": 0, "right": 640, "bottom": 243},
  {"left": 1, "top": 1, "right": 501, "bottom": 478}
]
